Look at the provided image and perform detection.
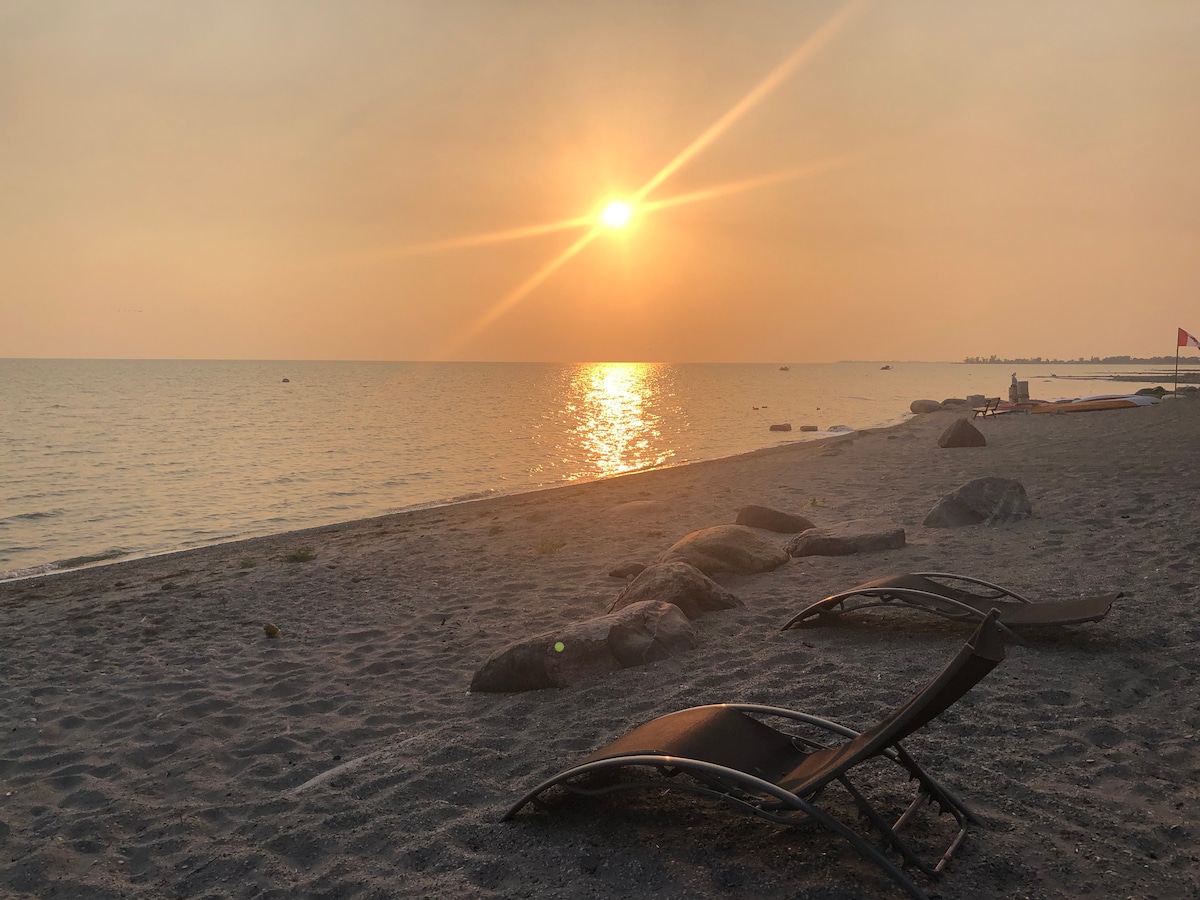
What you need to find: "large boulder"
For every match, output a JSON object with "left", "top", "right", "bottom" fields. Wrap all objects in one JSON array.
[
  {"left": 910, "top": 399, "right": 942, "bottom": 414},
  {"left": 937, "top": 417, "right": 987, "bottom": 449},
  {"left": 658, "top": 525, "right": 789, "bottom": 576},
  {"left": 923, "top": 477, "right": 1032, "bottom": 527},
  {"left": 608, "top": 561, "right": 739, "bottom": 619},
  {"left": 469, "top": 600, "right": 695, "bottom": 693},
  {"left": 786, "top": 519, "right": 906, "bottom": 557},
  {"left": 734, "top": 504, "right": 816, "bottom": 534}
]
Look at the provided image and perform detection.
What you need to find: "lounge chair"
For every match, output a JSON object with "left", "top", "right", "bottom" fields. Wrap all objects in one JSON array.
[
  {"left": 503, "top": 612, "right": 1006, "bottom": 900},
  {"left": 782, "top": 572, "right": 1120, "bottom": 641}
]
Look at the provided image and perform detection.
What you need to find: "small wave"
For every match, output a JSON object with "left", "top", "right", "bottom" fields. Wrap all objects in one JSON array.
[
  {"left": 444, "top": 488, "right": 501, "bottom": 503},
  {"left": 52, "top": 548, "right": 130, "bottom": 569},
  {"left": 391, "top": 487, "right": 504, "bottom": 515},
  {"left": 0, "top": 562, "right": 58, "bottom": 581},
  {"left": 0, "top": 509, "right": 65, "bottom": 524}
]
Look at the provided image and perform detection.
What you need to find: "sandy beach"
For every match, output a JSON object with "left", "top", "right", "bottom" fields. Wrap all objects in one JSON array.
[{"left": 3, "top": 400, "right": 1198, "bottom": 899}]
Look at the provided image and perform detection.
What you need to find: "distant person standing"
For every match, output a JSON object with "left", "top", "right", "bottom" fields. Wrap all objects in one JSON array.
[{"left": 1009, "top": 372, "right": 1019, "bottom": 403}]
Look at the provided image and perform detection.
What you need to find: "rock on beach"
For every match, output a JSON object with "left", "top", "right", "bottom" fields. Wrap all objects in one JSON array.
[{"left": 658, "top": 524, "right": 789, "bottom": 576}]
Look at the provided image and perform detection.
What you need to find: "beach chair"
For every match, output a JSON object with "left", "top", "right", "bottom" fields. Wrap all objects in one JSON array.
[
  {"left": 781, "top": 572, "right": 1120, "bottom": 642},
  {"left": 972, "top": 397, "right": 1001, "bottom": 418},
  {"left": 503, "top": 613, "right": 1006, "bottom": 900}
]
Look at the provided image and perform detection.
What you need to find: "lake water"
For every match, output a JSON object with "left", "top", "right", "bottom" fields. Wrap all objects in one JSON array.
[{"left": 0, "top": 359, "right": 1169, "bottom": 580}]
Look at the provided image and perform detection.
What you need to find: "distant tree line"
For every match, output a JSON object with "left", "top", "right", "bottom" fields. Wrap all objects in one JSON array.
[{"left": 962, "top": 355, "right": 1193, "bottom": 365}]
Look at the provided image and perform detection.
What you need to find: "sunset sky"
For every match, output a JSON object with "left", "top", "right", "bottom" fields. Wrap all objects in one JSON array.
[{"left": 3, "top": 1, "right": 1199, "bottom": 363}]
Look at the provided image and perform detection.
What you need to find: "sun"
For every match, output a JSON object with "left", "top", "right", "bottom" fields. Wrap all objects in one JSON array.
[{"left": 601, "top": 201, "right": 632, "bottom": 228}]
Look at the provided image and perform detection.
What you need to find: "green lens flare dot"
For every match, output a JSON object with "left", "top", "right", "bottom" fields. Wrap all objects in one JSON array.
[{"left": 554, "top": 641, "right": 565, "bottom": 653}]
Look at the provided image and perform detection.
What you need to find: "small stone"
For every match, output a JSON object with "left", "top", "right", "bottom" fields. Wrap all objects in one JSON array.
[{"left": 263, "top": 623, "right": 281, "bottom": 638}]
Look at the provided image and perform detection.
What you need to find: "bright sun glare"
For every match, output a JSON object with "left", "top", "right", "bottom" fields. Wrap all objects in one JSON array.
[
  {"left": 601, "top": 201, "right": 632, "bottom": 228},
  {"left": 415, "top": 2, "right": 862, "bottom": 355}
]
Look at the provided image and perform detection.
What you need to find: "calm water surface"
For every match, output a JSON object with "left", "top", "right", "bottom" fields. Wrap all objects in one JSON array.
[{"left": 0, "top": 359, "right": 1163, "bottom": 579}]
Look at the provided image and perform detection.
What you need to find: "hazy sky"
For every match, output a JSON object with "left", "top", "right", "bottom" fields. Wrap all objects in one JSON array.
[{"left": 3, "top": 1, "right": 1199, "bottom": 362}]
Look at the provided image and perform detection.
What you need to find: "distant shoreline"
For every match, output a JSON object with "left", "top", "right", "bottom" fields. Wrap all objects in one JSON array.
[
  {"left": 962, "top": 356, "right": 1200, "bottom": 366},
  {"left": 1057, "top": 373, "right": 1200, "bottom": 384}
]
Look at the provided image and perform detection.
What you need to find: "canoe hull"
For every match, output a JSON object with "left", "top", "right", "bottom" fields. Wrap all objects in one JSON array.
[{"left": 1028, "top": 397, "right": 1152, "bottom": 414}]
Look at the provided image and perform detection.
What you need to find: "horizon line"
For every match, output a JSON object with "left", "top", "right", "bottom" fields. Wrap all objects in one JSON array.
[{"left": 3, "top": 356, "right": 1196, "bottom": 366}]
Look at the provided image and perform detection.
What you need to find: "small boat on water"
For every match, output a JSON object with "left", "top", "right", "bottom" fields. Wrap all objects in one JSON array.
[
  {"left": 1027, "top": 394, "right": 1159, "bottom": 414},
  {"left": 880, "top": 365, "right": 892, "bottom": 370},
  {"left": 779, "top": 366, "right": 790, "bottom": 371}
]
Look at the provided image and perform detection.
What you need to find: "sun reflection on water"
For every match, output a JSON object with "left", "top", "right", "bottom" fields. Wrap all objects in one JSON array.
[{"left": 566, "top": 363, "right": 672, "bottom": 478}]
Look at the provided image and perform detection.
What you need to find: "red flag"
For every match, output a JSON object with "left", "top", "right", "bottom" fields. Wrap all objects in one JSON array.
[{"left": 1180, "top": 328, "right": 1200, "bottom": 349}]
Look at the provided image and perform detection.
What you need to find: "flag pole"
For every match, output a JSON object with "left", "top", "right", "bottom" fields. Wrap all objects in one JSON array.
[{"left": 1176, "top": 333, "right": 1181, "bottom": 397}]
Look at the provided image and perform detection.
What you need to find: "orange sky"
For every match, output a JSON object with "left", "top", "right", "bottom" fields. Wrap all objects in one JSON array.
[{"left": 3, "top": 1, "right": 1199, "bottom": 362}]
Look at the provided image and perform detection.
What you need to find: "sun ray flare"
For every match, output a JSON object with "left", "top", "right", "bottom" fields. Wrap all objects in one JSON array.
[
  {"left": 379, "top": 214, "right": 599, "bottom": 259},
  {"left": 631, "top": 1, "right": 862, "bottom": 204},
  {"left": 438, "top": 223, "right": 607, "bottom": 356},
  {"left": 637, "top": 156, "right": 855, "bottom": 216},
  {"left": 435, "top": 0, "right": 861, "bottom": 353}
]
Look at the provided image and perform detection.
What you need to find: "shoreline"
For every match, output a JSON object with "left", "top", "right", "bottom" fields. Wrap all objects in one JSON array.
[
  {"left": 1, "top": 422, "right": 888, "bottom": 586},
  {"left": 3, "top": 401, "right": 1198, "bottom": 898},
  {"left": 4, "top": 359, "right": 1173, "bottom": 583}
]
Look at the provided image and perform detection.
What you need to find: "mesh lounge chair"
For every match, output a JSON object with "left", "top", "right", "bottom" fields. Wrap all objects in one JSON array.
[
  {"left": 504, "top": 612, "right": 1006, "bottom": 900},
  {"left": 782, "top": 572, "right": 1120, "bottom": 642}
]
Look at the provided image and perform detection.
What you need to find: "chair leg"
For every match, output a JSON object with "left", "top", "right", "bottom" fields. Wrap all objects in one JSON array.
[
  {"left": 833, "top": 745, "right": 982, "bottom": 880},
  {"left": 837, "top": 774, "right": 939, "bottom": 877},
  {"left": 778, "top": 790, "right": 935, "bottom": 900}
]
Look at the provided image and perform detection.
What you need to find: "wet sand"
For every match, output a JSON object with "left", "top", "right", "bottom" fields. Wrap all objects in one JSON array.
[{"left": 2, "top": 399, "right": 1198, "bottom": 899}]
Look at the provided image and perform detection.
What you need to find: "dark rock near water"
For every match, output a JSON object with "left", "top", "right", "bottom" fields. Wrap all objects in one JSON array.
[
  {"left": 786, "top": 519, "right": 906, "bottom": 557},
  {"left": 923, "top": 476, "right": 1032, "bottom": 527},
  {"left": 769, "top": 423, "right": 792, "bottom": 432},
  {"left": 659, "top": 525, "right": 789, "bottom": 576},
  {"left": 608, "top": 561, "right": 739, "bottom": 620},
  {"left": 799, "top": 425, "right": 818, "bottom": 432},
  {"left": 910, "top": 399, "right": 942, "bottom": 414},
  {"left": 938, "top": 418, "right": 987, "bottom": 449},
  {"left": 734, "top": 505, "right": 816, "bottom": 534},
  {"left": 469, "top": 600, "right": 695, "bottom": 692}
]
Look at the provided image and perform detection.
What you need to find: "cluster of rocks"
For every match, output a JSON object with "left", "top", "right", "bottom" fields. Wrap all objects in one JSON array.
[
  {"left": 910, "top": 395, "right": 988, "bottom": 414},
  {"left": 470, "top": 424, "right": 1030, "bottom": 693},
  {"left": 770, "top": 423, "right": 852, "bottom": 433},
  {"left": 469, "top": 526, "right": 786, "bottom": 693}
]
